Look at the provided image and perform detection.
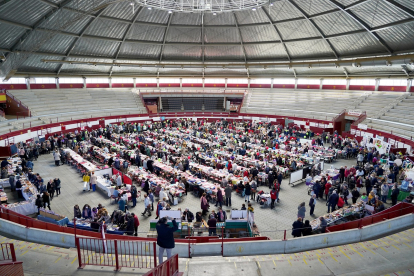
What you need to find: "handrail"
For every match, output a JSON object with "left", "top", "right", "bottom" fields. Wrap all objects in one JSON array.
[
  {"left": 142, "top": 254, "right": 179, "bottom": 276},
  {"left": 0, "top": 243, "right": 16, "bottom": 262},
  {"left": 5, "top": 90, "right": 29, "bottom": 110}
]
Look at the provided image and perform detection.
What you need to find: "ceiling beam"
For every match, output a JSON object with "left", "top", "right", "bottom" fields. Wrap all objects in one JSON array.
[
  {"left": 57, "top": 8, "right": 109, "bottom": 74},
  {"left": 262, "top": 7, "right": 291, "bottom": 61},
  {"left": 159, "top": 12, "right": 173, "bottom": 62},
  {"left": 41, "top": 53, "right": 414, "bottom": 67},
  {"left": 328, "top": 0, "right": 393, "bottom": 54},
  {"left": 109, "top": 5, "right": 143, "bottom": 76},
  {"left": 287, "top": 0, "right": 339, "bottom": 59},
  {"left": 201, "top": 13, "right": 205, "bottom": 63},
  {"left": 232, "top": 12, "right": 247, "bottom": 63}
]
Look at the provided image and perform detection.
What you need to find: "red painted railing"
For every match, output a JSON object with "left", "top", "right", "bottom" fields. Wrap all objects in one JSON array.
[
  {"left": 0, "top": 243, "right": 16, "bottom": 262},
  {"left": 143, "top": 254, "right": 179, "bottom": 276},
  {"left": 76, "top": 237, "right": 157, "bottom": 270},
  {"left": 327, "top": 202, "right": 414, "bottom": 233}
]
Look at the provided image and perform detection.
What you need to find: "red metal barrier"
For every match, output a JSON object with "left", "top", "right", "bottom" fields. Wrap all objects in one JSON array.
[
  {"left": 0, "top": 243, "right": 16, "bottom": 262},
  {"left": 76, "top": 237, "right": 157, "bottom": 270},
  {"left": 143, "top": 254, "right": 179, "bottom": 276}
]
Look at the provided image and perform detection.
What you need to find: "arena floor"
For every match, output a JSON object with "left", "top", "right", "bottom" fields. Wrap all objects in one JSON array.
[{"left": 9, "top": 152, "right": 382, "bottom": 240}]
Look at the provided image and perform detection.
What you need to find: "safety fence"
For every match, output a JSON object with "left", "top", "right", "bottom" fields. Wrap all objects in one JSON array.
[
  {"left": 143, "top": 254, "right": 179, "bottom": 276},
  {"left": 76, "top": 237, "right": 157, "bottom": 270},
  {"left": 0, "top": 243, "right": 16, "bottom": 262},
  {"left": 327, "top": 202, "right": 414, "bottom": 233}
]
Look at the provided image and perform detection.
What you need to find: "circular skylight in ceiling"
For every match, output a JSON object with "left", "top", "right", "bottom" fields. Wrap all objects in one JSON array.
[{"left": 133, "top": 0, "right": 275, "bottom": 13}]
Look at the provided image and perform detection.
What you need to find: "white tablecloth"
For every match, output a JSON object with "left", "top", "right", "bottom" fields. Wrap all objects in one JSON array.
[
  {"left": 7, "top": 201, "right": 37, "bottom": 216},
  {"left": 97, "top": 178, "right": 115, "bottom": 197}
]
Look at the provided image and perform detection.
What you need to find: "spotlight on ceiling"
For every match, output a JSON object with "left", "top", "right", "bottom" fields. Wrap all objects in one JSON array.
[
  {"left": 213, "top": 12, "right": 217, "bottom": 15},
  {"left": 147, "top": 7, "right": 152, "bottom": 10},
  {"left": 252, "top": 7, "right": 256, "bottom": 11},
  {"left": 168, "top": 10, "right": 172, "bottom": 13}
]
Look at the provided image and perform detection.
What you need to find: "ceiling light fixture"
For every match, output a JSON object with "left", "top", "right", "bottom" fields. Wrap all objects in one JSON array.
[
  {"left": 134, "top": 0, "right": 272, "bottom": 13},
  {"left": 168, "top": 10, "right": 172, "bottom": 13}
]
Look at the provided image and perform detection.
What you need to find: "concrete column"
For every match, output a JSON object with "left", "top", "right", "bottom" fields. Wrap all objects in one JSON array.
[
  {"left": 55, "top": 77, "right": 59, "bottom": 89},
  {"left": 271, "top": 78, "right": 274, "bottom": 90},
  {"left": 320, "top": 78, "right": 324, "bottom": 90},
  {"left": 406, "top": 78, "right": 412, "bottom": 92},
  {"left": 375, "top": 78, "right": 380, "bottom": 91},
  {"left": 202, "top": 78, "right": 205, "bottom": 88},
  {"left": 225, "top": 78, "right": 228, "bottom": 89},
  {"left": 109, "top": 77, "right": 112, "bottom": 88},
  {"left": 294, "top": 78, "right": 298, "bottom": 90},
  {"left": 156, "top": 78, "right": 159, "bottom": 88},
  {"left": 159, "top": 96, "right": 163, "bottom": 112},
  {"left": 346, "top": 78, "right": 350, "bottom": 90},
  {"left": 180, "top": 78, "right": 182, "bottom": 88},
  {"left": 133, "top": 78, "right": 136, "bottom": 88},
  {"left": 82, "top": 77, "right": 86, "bottom": 89},
  {"left": 25, "top": 78, "right": 30, "bottom": 90},
  {"left": 248, "top": 78, "right": 250, "bottom": 89}
]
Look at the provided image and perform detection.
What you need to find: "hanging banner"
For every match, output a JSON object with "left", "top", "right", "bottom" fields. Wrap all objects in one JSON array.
[{"left": 373, "top": 138, "right": 391, "bottom": 154}]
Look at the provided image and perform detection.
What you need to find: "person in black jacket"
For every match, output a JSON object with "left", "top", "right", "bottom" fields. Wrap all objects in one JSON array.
[
  {"left": 126, "top": 214, "right": 135, "bottom": 236},
  {"left": 391, "top": 184, "right": 400, "bottom": 206},
  {"left": 35, "top": 195, "right": 43, "bottom": 215},
  {"left": 156, "top": 217, "right": 178, "bottom": 264},
  {"left": 302, "top": 220, "right": 312, "bottom": 236},
  {"left": 292, "top": 217, "right": 304, "bottom": 238},
  {"left": 309, "top": 195, "right": 316, "bottom": 216}
]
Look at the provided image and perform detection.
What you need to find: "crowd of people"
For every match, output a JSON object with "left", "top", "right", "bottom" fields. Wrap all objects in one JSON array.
[{"left": 6, "top": 117, "right": 412, "bottom": 240}]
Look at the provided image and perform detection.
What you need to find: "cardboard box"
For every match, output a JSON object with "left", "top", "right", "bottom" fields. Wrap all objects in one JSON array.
[{"left": 40, "top": 210, "right": 65, "bottom": 221}]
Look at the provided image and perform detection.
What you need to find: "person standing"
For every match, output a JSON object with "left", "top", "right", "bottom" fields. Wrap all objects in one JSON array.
[
  {"left": 215, "top": 188, "right": 223, "bottom": 208},
  {"left": 380, "top": 182, "right": 389, "bottom": 204},
  {"left": 53, "top": 150, "right": 60, "bottom": 166},
  {"left": 54, "top": 178, "right": 61, "bottom": 196},
  {"left": 90, "top": 172, "right": 97, "bottom": 192},
  {"left": 142, "top": 194, "right": 151, "bottom": 216},
  {"left": 156, "top": 217, "right": 178, "bottom": 264},
  {"left": 131, "top": 185, "right": 138, "bottom": 207},
  {"left": 327, "top": 190, "right": 339, "bottom": 213},
  {"left": 207, "top": 214, "right": 217, "bottom": 236},
  {"left": 270, "top": 187, "right": 277, "bottom": 209},
  {"left": 132, "top": 213, "right": 140, "bottom": 236},
  {"left": 319, "top": 217, "right": 327, "bottom": 233},
  {"left": 116, "top": 174, "right": 122, "bottom": 188},
  {"left": 244, "top": 182, "right": 251, "bottom": 203},
  {"left": 250, "top": 177, "right": 257, "bottom": 201},
  {"left": 35, "top": 195, "right": 43, "bottom": 215},
  {"left": 42, "top": 192, "right": 51, "bottom": 210},
  {"left": 200, "top": 193, "right": 209, "bottom": 217},
  {"left": 391, "top": 184, "right": 399, "bottom": 206},
  {"left": 83, "top": 173, "right": 90, "bottom": 192},
  {"left": 297, "top": 202, "right": 306, "bottom": 220},
  {"left": 351, "top": 187, "right": 360, "bottom": 204},
  {"left": 292, "top": 217, "right": 304, "bottom": 238},
  {"left": 224, "top": 185, "right": 232, "bottom": 207},
  {"left": 309, "top": 194, "right": 316, "bottom": 216}
]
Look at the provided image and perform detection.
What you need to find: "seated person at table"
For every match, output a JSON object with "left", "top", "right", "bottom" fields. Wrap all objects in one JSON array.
[
  {"left": 182, "top": 208, "right": 194, "bottom": 222},
  {"left": 241, "top": 204, "right": 246, "bottom": 210},
  {"left": 374, "top": 199, "right": 385, "bottom": 213},
  {"left": 82, "top": 204, "right": 92, "bottom": 219},
  {"left": 113, "top": 187, "right": 120, "bottom": 198}
]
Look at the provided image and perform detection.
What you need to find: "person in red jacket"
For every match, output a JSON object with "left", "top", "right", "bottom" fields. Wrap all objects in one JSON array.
[
  {"left": 270, "top": 187, "right": 277, "bottom": 209},
  {"left": 337, "top": 196, "right": 345, "bottom": 209},
  {"left": 132, "top": 213, "right": 140, "bottom": 236}
]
